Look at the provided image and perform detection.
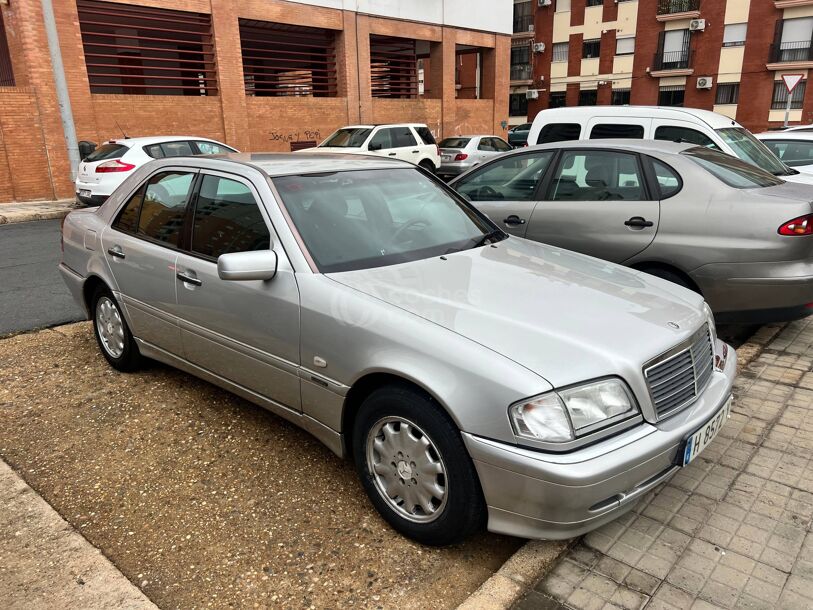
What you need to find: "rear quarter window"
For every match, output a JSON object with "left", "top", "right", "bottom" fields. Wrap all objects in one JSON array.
[
  {"left": 415, "top": 127, "right": 437, "bottom": 145},
  {"left": 590, "top": 124, "right": 645, "bottom": 139},
  {"left": 538, "top": 123, "right": 581, "bottom": 144}
]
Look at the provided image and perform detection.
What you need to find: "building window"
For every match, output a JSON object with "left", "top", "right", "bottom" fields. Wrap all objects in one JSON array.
[
  {"left": 552, "top": 42, "right": 569, "bottom": 63},
  {"left": 456, "top": 45, "right": 486, "bottom": 99},
  {"left": 239, "top": 20, "right": 337, "bottom": 97},
  {"left": 510, "top": 92, "right": 529, "bottom": 117},
  {"left": 655, "top": 29, "right": 691, "bottom": 70},
  {"left": 772, "top": 80, "right": 806, "bottom": 109},
  {"left": 611, "top": 88, "right": 631, "bottom": 105},
  {"left": 549, "top": 91, "right": 567, "bottom": 108},
  {"left": 586, "top": 0, "right": 603, "bottom": 6},
  {"left": 556, "top": 0, "right": 571, "bottom": 12},
  {"left": 659, "top": 86, "right": 685, "bottom": 106},
  {"left": 370, "top": 35, "right": 418, "bottom": 99},
  {"left": 583, "top": 39, "right": 601, "bottom": 60},
  {"left": 773, "top": 17, "right": 813, "bottom": 63},
  {"left": 616, "top": 37, "right": 635, "bottom": 56},
  {"left": 0, "top": 9, "right": 13, "bottom": 86},
  {"left": 77, "top": 0, "right": 216, "bottom": 95},
  {"left": 511, "top": 45, "right": 531, "bottom": 81},
  {"left": 715, "top": 83, "right": 739, "bottom": 105},
  {"left": 579, "top": 89, "right": 597, "bottom": 106},
  {"left": 513, "top": 1, "right": 533, "bottom": 33},
  {"left": 722, "top": 24, "right": 747, "bottom": 48}
]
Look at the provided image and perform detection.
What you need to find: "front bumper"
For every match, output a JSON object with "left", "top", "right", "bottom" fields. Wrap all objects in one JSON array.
[{"left": 465, "top": 339, "right": 737, "bottom": 540}]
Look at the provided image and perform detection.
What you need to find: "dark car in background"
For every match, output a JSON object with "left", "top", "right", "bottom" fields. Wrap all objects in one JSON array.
[{"left": 508, "top": 123, "right": 532, "bottom": 148}]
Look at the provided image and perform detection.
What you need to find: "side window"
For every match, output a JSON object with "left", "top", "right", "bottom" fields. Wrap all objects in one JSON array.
[
  {"left": 392, "top": 127, "right": 418, "bottom": 148},
  {"left": 494, "top": 138, "right": 512, "bottom": 152},
  {"left": 651, "top": 159, "right": 682, "bottom": 199},
  {"left": 144, "top": 144, "right": 165, "bottom": 159},
  {"left": 137, "top": 171, "right": 195, "bottom": 247},
  {"left": 763, "top": 140, "right": 813, "bottom": 167},
  {"left": 415, "top": 126, "right": 437, "bottom": 145},
  {"left": 368, "top": 129, "right": 394, "bottom": 151},
  {"left": 654, "top": 126, "right": 719, "bottom": 149},
  {"left": 112, "top": 185, "right": 146, "bottom": 232},
  {"left": 195, "top": 141, "right": 233, "bottom": 155},
  {"left": 160, "top": 141, "right": 195, "bottom": 157},
  {"left": 455, "top": 152, "right": 554, "bottom": 201},
  {"left": 191, "top": 175, "right": 271, "bottom": 259},
  {"left": 538, "top": 123, "right": 581, "bottom": 144},
  {"left": 590, "top": 124, "right": 645, "bottom": 139},
  {"left": 478, "top": 138, "right": 497, "bottom": 152},
  {"left": 549, "top": 151, "right": 645, "bottom": 201}
]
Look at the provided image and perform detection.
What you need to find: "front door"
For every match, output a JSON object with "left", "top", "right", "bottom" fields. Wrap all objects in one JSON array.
[
  {"left": 173, "top": 171, "right": 301, "bottom": 410},
  {"left": 453, "top": 151, "right": 556, "bottom": 237},
  {"left": 101, "top": 169, "right": 197, "bottom": 354},
  {"left": 529, "top": 149, "right": 659, "bottom": 263}
]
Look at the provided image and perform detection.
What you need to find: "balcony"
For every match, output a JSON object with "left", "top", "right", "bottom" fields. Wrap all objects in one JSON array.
[
  {"left": 774, "top": 0, "right": 813, "bottom": 8},
  {"left": 656, "top": 0, "right": 701, "bottom": 21},
  {"left": 767, "top": 40, "right": 813, "bottom": 69},
  {"left": 510, "top": 64, "right": 533, "bottom": 82},
  {"left": 651, "top": 49, "right": 694, "bottom": 77}
]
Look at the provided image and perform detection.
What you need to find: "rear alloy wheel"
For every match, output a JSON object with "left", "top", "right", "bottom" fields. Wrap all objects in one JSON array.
[
  {"left": 419, "top": 160, "right": 436, "bottom": 174},
  {"left": 91, "top": 286, "right": 143, "bottom": 372},
  {"left": 353, "top": 384, "right": 486, "bottom": 545}
]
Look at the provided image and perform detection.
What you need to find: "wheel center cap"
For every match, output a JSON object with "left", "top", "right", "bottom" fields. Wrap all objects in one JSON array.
[
  {"left": 396, "top": 460, "right": 413, "bottom": 480},
  {"left": 107, "top": 323, "right": 113, "bottom": 334}
]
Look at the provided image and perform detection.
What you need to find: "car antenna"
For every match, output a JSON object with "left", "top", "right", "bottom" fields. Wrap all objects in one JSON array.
[{"left": 114, "top": 119, "right": 130, "bottom": 139}]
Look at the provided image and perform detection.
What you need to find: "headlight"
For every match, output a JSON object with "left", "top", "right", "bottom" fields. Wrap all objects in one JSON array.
[
  {"left": 509, "top": 378, "right": 637, "bottom": 444},
  {"left": 702, "top": 302, "right": 717, "bottom": 342}
]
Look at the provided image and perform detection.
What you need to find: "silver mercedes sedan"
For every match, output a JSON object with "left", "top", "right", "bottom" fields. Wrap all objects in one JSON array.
[{"left": 59, "top": 153, "right": 736, "bottom": 545}]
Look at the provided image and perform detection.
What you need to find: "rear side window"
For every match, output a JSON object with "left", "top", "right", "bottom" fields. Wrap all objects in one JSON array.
[
  {"left": 590, "top": 124, "right": 645, "bottom": 139},
  {"left": 415, "top": 127, "right": 437, "bottom": 145},
  {"left": 493, "top": 138, "right": 512, "bottom": 152},
  {"left": 651, "top": 159, "right": 682, "bottom": 199},
  {"left": 654, "top": 126, "right": 719, "bottom": 149},
  {"left": 143, "top": 144, "right": 164, "bottom": 159},
  {"left": 112, "top": 185, "right": 145, "bottom": 232},
  {"left": 194, "top": 141, "right": 234, "bottom": 155},
  {"left": 549, "top": 150, "right": 645, "bottom": 201},
  {"left": 85, "top": 143, "right": 128, "bottom": 162},
  {"left": 762, "top": 139, "right": 813, "bottom": 167},
  {"left": 191, "top": 175, "right": 270, "bottom": 258},
  {"left": 392, "top": 127, "right": 418, "bottom": 148},
  {"left": 538, "top": 123, "right": 581, "bottom": 144},
  {"left": 161, "top": 141, "right": 195, "bottom": 157},
  {"left": 137, "top": 171, "right": 195, "bottom": 246}
]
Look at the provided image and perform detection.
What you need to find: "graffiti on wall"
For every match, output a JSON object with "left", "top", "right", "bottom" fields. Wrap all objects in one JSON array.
[{"left": 268, "top": 129, "right": 323, "bottom": 144}]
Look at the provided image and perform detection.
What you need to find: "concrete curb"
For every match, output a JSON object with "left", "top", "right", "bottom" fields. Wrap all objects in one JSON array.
[
  {"left": 0, "top": 200, "right": 77, "bottom": 225},
  {"left": 456, "top": 321, "right": 789, "bottom": 610}
]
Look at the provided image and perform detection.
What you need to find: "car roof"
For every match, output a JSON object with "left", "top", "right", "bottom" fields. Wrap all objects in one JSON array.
[
  {"left": 526, "top": 139, "right": 696, "bottom": 156},
  {"left": 534, "top": 106, "right": 740, "bottom": 130},
  {"left": 755, "top": 131, "right": 813, "bottom": 140},
  {"left": 184, "top": 151, "right": 413, "bottom": 177},
  {"left": 338, "top": 123, "right": 427, "bottom": 129},
  {"left": 106, "top": 136, "right": 226, "bottom": 146}
]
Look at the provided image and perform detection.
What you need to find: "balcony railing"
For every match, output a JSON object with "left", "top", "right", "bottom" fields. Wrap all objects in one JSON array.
[
  {"left": 510, "top": 64, "right": 532, "bottom": 81},
  {"left": 657, "top": 0, "right": 700, "bottom": 14},
  {"left": 513, "top": 14, "right": 534, "bottom": 33},
  {"left": 653, "top": 49, "right": 693, "bottom": 71},
  {"left": 769, "top": 40, "right": 813, "bottom": 63}
]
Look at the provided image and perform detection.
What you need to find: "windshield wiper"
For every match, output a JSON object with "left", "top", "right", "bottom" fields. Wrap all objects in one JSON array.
[{"left": 472, "top": 229, "right": 506, "bottom": 248}]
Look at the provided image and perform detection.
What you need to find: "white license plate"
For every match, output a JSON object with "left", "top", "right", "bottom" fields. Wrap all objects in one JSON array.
[
  {"left": 442, "top": 155, "right": 451, "bottom": 161},
  {"left": 681, "top": 396, "right": 731, "bottom": 466},
  {"left": 79, "top": 189, "right": 91, "bottom": 197}
]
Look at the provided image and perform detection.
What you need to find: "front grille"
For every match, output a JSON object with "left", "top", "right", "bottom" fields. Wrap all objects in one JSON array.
[{"left": 645, "top": 326, "right": 714, "bottom": 419}]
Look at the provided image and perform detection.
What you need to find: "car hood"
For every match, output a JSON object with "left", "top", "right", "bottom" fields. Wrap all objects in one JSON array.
[
  {"left": 328, "top": 237, "right": 706, "bottom": 389},
  {"left": 781, "top": 170, "right": 813, "bottom": 186}
]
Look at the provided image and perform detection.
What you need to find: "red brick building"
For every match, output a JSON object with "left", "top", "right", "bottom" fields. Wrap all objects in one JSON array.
[
  {"left": 0, "top": 0, "right": 510, "bottom": 203},
  {"left": 523, "top": 0, "right": 813, "bottom": 133}
]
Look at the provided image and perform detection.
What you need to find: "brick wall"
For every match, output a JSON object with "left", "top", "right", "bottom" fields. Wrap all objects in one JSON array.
[{"left": 0, "top": 0, "right": 509, "bottom": 203}]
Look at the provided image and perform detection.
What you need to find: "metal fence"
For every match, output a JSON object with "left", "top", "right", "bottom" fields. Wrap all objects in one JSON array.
[
  {"left": 657, "top": 0, "right": 700, "bottom": 15},
  {"left": 0, "top": 10, "right": 15, "bottom": 87},
  {"left": 769, "top": 40, "right": 813, "bottom": 63}
]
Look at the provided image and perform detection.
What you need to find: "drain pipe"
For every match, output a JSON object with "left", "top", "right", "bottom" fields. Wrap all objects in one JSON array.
[{"left": 40, "top": 0, "right": 80, "bottom": 181}]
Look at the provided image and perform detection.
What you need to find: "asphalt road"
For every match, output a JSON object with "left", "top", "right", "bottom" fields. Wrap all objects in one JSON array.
[{"left": 0, "top": 219, "right": 85, "bottom": 336}]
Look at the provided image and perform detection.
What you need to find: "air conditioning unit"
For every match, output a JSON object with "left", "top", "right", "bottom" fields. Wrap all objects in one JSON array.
[
  {"left": 526, "top": 89, "right": 539, "bottom": 100},
  {"left": 689, "top": 19, "right": 706, "bottom": 31},
  {"left": 533, "top": 43, "right": 546, "bottom": 53},
  {"left": 528, "top": 24, "right": 535, "bottom": 32},
  {"left": 538, "top": 0, "right": 552, "bottom": 6},
  {"left": 697, "top": 76, "right": 713, "bottom": 89}
]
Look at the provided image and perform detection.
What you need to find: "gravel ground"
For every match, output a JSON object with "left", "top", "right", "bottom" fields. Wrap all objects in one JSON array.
[{"left": 0, "top": 323, "right": 520, "bottom": 609}]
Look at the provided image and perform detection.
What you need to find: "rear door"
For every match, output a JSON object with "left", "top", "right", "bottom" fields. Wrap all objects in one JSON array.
[
  {"left": 528, "top": 148, "right": 660, "bottom": 262},
  {"left": 453, "top": 151, "right": 556, "bottom": 237}
]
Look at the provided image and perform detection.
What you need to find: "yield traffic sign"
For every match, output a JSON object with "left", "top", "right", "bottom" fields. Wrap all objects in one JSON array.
[{"left": 782, "top": 73, "right": 804, "bottom": 94}]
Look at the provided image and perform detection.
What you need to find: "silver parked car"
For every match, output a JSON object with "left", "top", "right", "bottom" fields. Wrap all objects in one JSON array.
[
  {"left": 450, "top": 140, "right": 813, "bottom": 324},
  {"left": 437, "top": 135, "right": 513, "bottom": 180},
  {"left": 59, "top": 153, "right": 735, "bottom": 544}
]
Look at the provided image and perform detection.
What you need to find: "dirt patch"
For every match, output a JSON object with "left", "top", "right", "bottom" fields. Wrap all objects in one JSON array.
[{"left": 0, "top": 323, "right": 520, "bottom": 609}]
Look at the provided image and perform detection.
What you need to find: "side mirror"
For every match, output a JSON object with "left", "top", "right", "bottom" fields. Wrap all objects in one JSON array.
[
  {"left": 217, "top": 250, "right": 278, "bottom": 281},
  {"left": 368, "top": 143, "right": 381, "bottom": 151}
]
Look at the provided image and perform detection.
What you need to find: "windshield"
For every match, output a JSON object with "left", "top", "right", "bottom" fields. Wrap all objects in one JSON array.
[
  {"left": 439, "top": 138, "right": 471, "bottom": 148},
  {"left": 684, "top": 147, "right": 784, "bottom": 189},
  {"left": 320, "top": 128, "right": 372, "bottom": 148},
  {"left": 273, "top": 169, "right": 502, "bottom": 273},
  {"left": 716, "top": 127, "right": 791, "bottom": 176}
]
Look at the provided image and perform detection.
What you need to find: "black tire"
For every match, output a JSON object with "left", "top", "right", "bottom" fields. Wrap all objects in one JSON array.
[
  {"left": 418, "top": 160, "right": 436, "bottom": 174},
  {"left": 640, "top": 267, "right": 699, "bottom": 294},
  {"left": 90, "top": 285, "right": 144, "bottom": 372},
  {"left": 352, "top": 384, "right": 486, "bottom": 545}
]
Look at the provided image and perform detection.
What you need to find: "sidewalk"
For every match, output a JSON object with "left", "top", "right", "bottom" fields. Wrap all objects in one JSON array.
[
  {"left": 0, "top": 459, "right": 157, "bottom": 609},
  {"left": 514, "top": 317, "right": 813, "bottom": 610},
  {"left": 0, "top": 199, "right": 78, "bottom": 225}
]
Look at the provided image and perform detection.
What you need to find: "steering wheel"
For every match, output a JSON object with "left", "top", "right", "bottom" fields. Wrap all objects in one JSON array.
[
  {"left": 475, "top": 185, "right": 503, "bottom": 200},
  {"left": 387, "top": 218, "right": 431, "bottom": 247}
]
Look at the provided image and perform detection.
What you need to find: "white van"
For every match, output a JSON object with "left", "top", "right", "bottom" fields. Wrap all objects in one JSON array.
[{"left": 526, "top": 106, "right": 813, "bottom": 186}]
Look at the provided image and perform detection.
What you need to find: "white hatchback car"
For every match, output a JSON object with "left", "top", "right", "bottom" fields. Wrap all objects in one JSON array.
[
  {"left": 302, "top": 124, "right": 441, "bottom": 172},
  {"left": 756, "top": 131, "right": 813, "bottom": 175},
  {"left": 75, "top": 136, "right": 237, "bottom": 206}
]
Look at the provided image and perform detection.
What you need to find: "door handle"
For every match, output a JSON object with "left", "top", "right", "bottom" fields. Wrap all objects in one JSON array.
[
  {"left": 503, "top": 215, "right": 526, "bottom": 226},
  {"left": 107, "top": 246, "right": 125, "bottom": 259},
  {"left": 176, "top": 272, "right": 202, "bottom": 287},
  {"left": 624, "top": 216, "right": 654, "bottom": 229},
  {"left": 411, "top": 150, "right": 419, "bottom": 153},
  {"left": 388, "top": 152, "right": 397, "bottom": 157}
]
